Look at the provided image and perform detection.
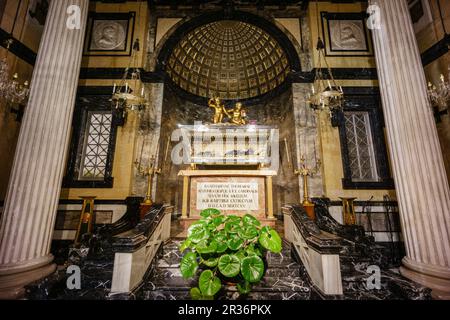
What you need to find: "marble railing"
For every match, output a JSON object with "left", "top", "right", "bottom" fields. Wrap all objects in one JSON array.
[
  {"left": 110, "top": 204, "right": 173, "bottom": 295},
  {"left": 283, "top": 205, "right": 344, "bottom": 295}
]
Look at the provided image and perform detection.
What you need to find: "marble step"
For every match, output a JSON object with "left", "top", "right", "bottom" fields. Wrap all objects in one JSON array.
[
  {"left": 139, "top": 239, "right": 312, "bottom": 300},
  {"left": 143, "top": 272, "right": 311, "bottom": 295},
  {"left": 162, "top": 240, "right": 292, "bottom": 254},
  {"left": 151, "top": 262, "right": 301, "bottom": 285},
  {"left": 140, "top": 289, "right": 313, "bottom": 301},
  {"left": 155, "top": 251, "right": 294, "bottom": 270}
]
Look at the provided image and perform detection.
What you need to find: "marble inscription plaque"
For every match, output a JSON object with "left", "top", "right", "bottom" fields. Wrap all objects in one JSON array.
[
  {"left": 197, "top": 182, "right": 259, "bottom": 211},
  {"left": 190, "top": 177, "right": 266, "bottom": 217}
]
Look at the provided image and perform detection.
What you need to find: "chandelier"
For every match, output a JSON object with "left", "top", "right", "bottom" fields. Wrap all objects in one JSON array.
[
  {"left": 308, "top": 38, "right": 344, "bottom": 115},
  {"left": 0, "top": 39, "right": 30, "bottom": 106},
  {"left": 308, "top": 0, "right": 344, "bottom": 116},
  {"left": 111, "top": 38, "right": 147, "bottom": 117},
  {"left": 427, "top": 68, "right": 450, "bottom": 117}
]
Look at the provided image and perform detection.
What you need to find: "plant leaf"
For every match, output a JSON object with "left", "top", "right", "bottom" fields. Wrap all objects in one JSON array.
[
  {"left": 260, "top": 226, "right": 271, "bottom": 234},
  {"left": 258, "top": 229, "right": 282, "bottom": 253},
  {"left": 241, "top": 256, "right": 265, "bottom": 283},
  {"left": 200, "top": 208, "right": 221, "bottom": 218},
  {"left": 180, "top": 252, "right": 198, "bottom": 279},
  {"left": 180, "top": 239, "right": 191, "bottom": 253},
  {"left": 202, "top": 257, "right": 219, "bottom": 267},
  {"left": 237, "top": 281, "right": 252, "bottom": 295},
  {"left": 227, "top": 235, "right": 244, "bottom": 251},
  {"left": 243, "top": 214, "right": 261, "bottom": 227},
  {"left": 225, "top": 222, "right": 242, "bottom": 234},
  {"left": 216, "top": 241, "right": 228, "bottom": 253},
  {"left": 196, "top": 240, "right": 218, "bottom": 254},
  {"left": 212, "top": 215, "right": 225, "bottom": 226},
  {"left": 199, "top": 270, "right": 221, "bottom": 297},
  {"left": 218, "top": 254, "right": 241, "bottom": 278},
  {"left": 226, "top": 215, "right": 241, "bottom": 223},
  {"left": 188, "top": 222, "right": 210, "bottom": 243},
  {"left": 214, "top": 232, "right": 228, "bottom": 253},
  {"left": 235, "top": 250, "right": 246, "bottom": 262},
  {"left": 190, "top": 287, "right": 202, "bottom": 300},
  {"left": 238, "top": 226, "right": 259, "bottom": 240}
]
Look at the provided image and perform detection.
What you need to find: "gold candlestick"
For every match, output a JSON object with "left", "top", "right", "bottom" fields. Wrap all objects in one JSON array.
[
  {"left": 74, "top": 196, "right": 96, "bottom": 246},
  {"left": 340, "top": 197, "right": 357, "bottom": 225},
  {"left": 294, "top": 155, "right": 321, "bottom": 206},
  {"left": 135, "top": 157, "right": 161, "bottom": 205}
]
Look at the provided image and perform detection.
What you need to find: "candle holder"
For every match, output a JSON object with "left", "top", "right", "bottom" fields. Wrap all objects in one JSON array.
[
  {"left": 294, "top": 155, "right": 321, "bottom": 220},
  {"left": 135, "top": 157, "right": 161, "bottom": 205},
  {"left": 74, "top": 196, "right": 96, "bottom": 246},
  {"left": 340, "top": 197, "right": 357, "bottom": 225}
]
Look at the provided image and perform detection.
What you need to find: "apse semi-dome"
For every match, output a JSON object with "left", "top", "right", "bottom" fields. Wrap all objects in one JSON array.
[{"left": 166, "top": 20, "right": 291, "bottom": 100}]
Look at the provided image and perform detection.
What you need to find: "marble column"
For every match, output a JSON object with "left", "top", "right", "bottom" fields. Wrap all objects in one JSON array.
[
  {"left": 292, "top": 83, "right": 324, "bottom": 200},
  {"left": 0, "top": 0, "right": 88, "bottom": 299},
  {"left": 369, "top": 0, "right": 450, "bottom": 298}
]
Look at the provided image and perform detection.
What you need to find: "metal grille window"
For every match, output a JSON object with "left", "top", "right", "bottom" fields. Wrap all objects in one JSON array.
[
  {"left": 344, "top": 112, "right": 379, "bottom": 182},
  {"left": 79, "top": 112, "right": 113, "bottom": 180}
]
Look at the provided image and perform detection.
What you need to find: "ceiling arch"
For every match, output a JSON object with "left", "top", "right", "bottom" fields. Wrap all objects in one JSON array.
[
  {"left": 166, "top": 20, "right": 290, "bottom": 100},
  {"left": 156, "top": 10, "right": 301, "bottom": 103}
]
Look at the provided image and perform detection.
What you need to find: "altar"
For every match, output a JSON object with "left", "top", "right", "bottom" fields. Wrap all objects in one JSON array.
[{"left": 175, "top": 122, "right": 279, "bottom": 228}]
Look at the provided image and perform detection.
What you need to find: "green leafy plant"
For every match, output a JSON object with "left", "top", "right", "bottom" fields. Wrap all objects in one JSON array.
[{"left": 179, "top": 208, "right": 282, "bottom": 299}]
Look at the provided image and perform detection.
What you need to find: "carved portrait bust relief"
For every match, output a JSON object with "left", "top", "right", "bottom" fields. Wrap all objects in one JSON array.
[
  {"left": 329, "top": 20, "right": 367, "bottom": 51},
  {"left": 90, "top": 20, "right": 127, "bottom": 51}
]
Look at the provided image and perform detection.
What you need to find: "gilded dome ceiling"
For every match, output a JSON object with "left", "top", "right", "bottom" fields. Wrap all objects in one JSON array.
[{"left": 166, "top": 20, "right": 290, "bottom": 100}]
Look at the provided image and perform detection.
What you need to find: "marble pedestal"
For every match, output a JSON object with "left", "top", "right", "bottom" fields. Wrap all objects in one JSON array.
[{"left": 177, "top": 170, "right": 277, "bottom": 235}]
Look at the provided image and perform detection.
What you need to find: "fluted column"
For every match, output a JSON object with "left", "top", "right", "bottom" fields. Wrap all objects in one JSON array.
[
  {"left": 369, "top": 0, "right": 450, "bottom": 299},
  {"left": 0, "top": 0, "right": 88, "bottom": 299}
]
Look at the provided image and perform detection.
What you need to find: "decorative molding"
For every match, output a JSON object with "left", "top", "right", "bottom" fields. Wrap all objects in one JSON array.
[
  {"left": 79, "top": 68, "right": 126, "bottom": 79},
  {"left": 76, "top": 67, "right": 378, "bottom": 106},
  {"left": 0, "top": 28, "right": 37, "bottom": 66},
  {"left": 58, "top": 199, "right": 128, "bottom": 205},
  {"left": 78, "top": 67, "right": 379, "bottom": 82},
  {"left": 421, "top": 33, "right": 450, "bottom": 66},
  {"left": 328, "top": 200, "right": 398, "bottom": 207},
  {"left": 76, "top": 85, "right": 116, "bottom": 95}
]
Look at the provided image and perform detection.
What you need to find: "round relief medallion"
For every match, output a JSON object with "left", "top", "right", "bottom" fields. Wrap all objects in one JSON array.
[{"left": 92, "top": 21, "right": 126, "bottom": 50}]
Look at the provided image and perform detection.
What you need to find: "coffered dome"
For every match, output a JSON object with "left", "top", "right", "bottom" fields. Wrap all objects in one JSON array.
[{"left": 166, "top": 20, "right": 291, "bottom": 100}]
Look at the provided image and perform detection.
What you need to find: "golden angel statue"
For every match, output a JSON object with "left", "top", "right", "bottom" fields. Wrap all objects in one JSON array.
[
  {"left": 208, "top": 97, "right": 226, "bottom": 124},
  {"left": 225, "top": 102, "right": 248, "bottom": 125}
]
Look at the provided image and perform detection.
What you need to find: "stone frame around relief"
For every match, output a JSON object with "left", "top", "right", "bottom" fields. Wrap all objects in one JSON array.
[
  {"left": 321, "top": 12, "right": 374, "bottom": 57},
  {"left": 83, "top": 12, "right": 136, "bottom": 56}
]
